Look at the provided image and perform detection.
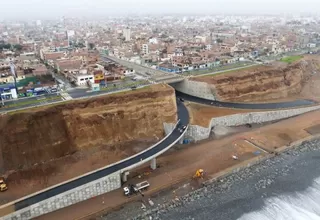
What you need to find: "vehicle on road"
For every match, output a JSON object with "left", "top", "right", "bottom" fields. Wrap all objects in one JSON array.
[
  {"left": 123, "top": 181, "right": 150, "bottom": 196},
  {"left": 178, "top": 125, "right": 187, "bottom": 133},
  {"left": 179, "top": 97, "right": 184, "bottom": 102},
  {"left": 131, "top": 86, "right": 137, "bottom": 90},
  {"left": 0, "top": 177, "right": 8, "bottom": 192}
]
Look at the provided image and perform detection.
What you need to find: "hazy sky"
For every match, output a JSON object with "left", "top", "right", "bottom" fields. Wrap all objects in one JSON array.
[{"left": 0, "top": 0, "right": 319, "bottom": 20}]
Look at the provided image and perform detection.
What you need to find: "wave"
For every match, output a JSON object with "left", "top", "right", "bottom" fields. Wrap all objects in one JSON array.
[{"left": 238, "top": 177, "right": 320, "bottom": 220}]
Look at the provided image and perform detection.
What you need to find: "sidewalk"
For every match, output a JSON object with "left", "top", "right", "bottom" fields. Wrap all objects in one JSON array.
[{"left": 36, "top": 110, "right": 320, "bottom": 220}]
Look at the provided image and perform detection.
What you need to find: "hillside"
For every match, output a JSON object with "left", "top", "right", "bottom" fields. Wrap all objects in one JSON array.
[
  {"left": 193, "top": 56, "right": 320, "bottom": 102},
  {"left": 0, "top": 84, "right": 177, "bottom": 203}
]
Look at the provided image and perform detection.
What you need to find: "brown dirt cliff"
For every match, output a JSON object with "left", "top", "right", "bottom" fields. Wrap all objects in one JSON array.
[
  {"left": 193, "top": 57, "right": 320, "bottom": 102},
  {"left": 0, "top": 84, "right": 177, "bottom": 174}
]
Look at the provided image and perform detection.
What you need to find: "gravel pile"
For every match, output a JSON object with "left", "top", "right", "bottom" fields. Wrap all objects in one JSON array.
[{"left": 132, "top": 138, "right": 320, "bottom": 220}]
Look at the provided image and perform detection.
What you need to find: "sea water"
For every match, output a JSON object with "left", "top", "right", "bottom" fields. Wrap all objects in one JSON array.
[{"left": 238, "top": 177, "right": 320, "bottom": 220}]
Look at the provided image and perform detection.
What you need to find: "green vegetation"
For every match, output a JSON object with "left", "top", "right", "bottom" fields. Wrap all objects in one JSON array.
[
  {"left": 16, "top": 76, "right": 37, "bottom": 87},
  {"left": 100, "top": 80, "right": 149, "bottom": 92},
  {"left": 182, "top": 62, "right": 254, "bottom": 77},
  {"left": 201, "top": 65, "right": 257, "bottom": 77},
  {"left": 280, "top": 55, "right": 303, "bottom": 64},
  {"left": 3, "top": 96, "right": 62, "bottom": 109}
]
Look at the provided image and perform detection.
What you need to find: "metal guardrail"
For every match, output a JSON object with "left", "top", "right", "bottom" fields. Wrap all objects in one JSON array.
[{"left": 0, "top": 115, "right": 185, "bottom": 218}]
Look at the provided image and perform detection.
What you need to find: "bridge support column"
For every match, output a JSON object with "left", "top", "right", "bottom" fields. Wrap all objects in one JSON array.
[
  {"left": 150, "top": 158, "right": 157, "bottom": 170},
  {"left": 122, "top": 171, "right": 130, "bottom": 182},
  {"left": 179, "top": 134, "right": 184, "bottom": 144}
]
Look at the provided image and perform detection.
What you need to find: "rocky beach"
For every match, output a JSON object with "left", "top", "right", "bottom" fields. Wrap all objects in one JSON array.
[{"left": 121, "top": 138, "right": 320, "bottom": 220}]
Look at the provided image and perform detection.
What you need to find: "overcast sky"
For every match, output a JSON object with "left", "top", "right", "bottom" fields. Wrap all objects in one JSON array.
[{"left": 0, "top": 0, "right": 319, "bottom": 20}]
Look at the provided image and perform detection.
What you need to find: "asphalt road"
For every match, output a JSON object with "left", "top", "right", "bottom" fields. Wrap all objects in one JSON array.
[
  {"left": 176, "top": 91, "right": 317, "bottom": 109},
  {"left": 13, "top": 101, "right": 189, "bottom": 211},
  {"left": 0, "top": 94, "right": 63, "bottom": 113}
]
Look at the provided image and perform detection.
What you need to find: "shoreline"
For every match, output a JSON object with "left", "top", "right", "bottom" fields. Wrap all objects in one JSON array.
[
  {"left": 132, "top": 135, "right": 320, "bottom": 220},
  {"left": 36, "top": 110, "right": 320, "bottom": 220},
  {"left": 96, "top": 136, "right": 320, "bottom": 220}
]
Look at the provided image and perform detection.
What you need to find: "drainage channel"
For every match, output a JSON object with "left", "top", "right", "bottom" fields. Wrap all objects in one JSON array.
[{"left": 243, "top": 139, "right": 271, "bottom": 154}]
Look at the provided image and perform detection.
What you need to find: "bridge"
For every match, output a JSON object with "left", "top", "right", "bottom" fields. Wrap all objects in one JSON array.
[{"left": 0, "top": 100, "right": 189, "bottom": 220}]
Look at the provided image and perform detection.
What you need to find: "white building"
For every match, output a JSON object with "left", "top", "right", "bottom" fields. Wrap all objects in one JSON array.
[
  {"left": 68, "top": 70, "right": 94, "bottom": 86},
  {"left": 149, "top": 38, "right": 158, "bottom": 44},
  {"left": 123, "top": 27, "right": 131, "bottom": 42},
  {"left": 141, "top": 44, "right": 149, "bottom": 55},
  {"left": 36, "top": 20, "right": 42, "bottom": 26}
]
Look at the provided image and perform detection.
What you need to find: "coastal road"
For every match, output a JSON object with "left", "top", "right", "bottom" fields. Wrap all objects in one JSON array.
[
  {"left": 175, "top": 91, "right": 317, "bottom": 109},
  {"left": 151, "top": 139, "right": 320, "bottom": 220},
  {"left": 9, "top": 100, "right": 189, "bottom": 213}
]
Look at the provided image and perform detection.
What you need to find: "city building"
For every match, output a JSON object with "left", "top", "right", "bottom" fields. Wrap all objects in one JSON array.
[{"left": 123, "top": 27, "right": 131, "bottom": 42}]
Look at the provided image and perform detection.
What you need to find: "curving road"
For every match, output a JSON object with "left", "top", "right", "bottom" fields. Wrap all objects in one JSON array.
[
  {"left": 5, "top": 88, "right": 317, "bottom": 215},
  {"left": 175, "top": 91, "right": 317, "bottom": 109},
  {"left": 11, "top": 100, "right": 189, "bottom": 212}
]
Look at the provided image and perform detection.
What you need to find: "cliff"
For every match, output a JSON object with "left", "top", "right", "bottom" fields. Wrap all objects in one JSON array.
[
  {"left": 193, "top": 56, "right": 320, "bottom": 102},
  {"left": 0, "top": 84, "right": 177, "bottom": 174}
]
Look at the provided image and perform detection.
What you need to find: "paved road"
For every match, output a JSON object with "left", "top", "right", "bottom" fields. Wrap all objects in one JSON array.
[
  {"left": 12, "top": 100, "right": 189, "bottom": 212},
  {"left": 176, "top": 91, "right": 317, "bottom": 109},
  {"left": 192, "top": 64, "right": 258, "bottom": 77},
  {"left": 0, "top": 94, "right": 63, "bottom": 113}
]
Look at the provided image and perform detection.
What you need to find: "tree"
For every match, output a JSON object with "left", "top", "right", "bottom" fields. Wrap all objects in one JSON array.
[
  {"left": 13, "top": 44, "right": 23, "bottom": 51},
  {"left": 88, "top": 43, "right": 95, "bottom": 50},
  {"left": 0, "top": 43, "right": 11, "bottom": 50},
  {"left": 216, "top": 38, "right": 223, "bottom": 43}
]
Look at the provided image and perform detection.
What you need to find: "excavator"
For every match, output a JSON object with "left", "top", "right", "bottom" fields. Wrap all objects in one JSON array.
[
  {"left": 193, "top": 169, "right": 205, "bottom": 179},
  {"left": 0, "top": 177, "right": 7, "bottom": 192}
]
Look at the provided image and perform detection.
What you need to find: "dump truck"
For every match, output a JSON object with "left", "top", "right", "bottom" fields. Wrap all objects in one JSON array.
[
  {"left": 123, "top": 181, "right": 150, "bottom": 196},
  {"left": 0, "top": 177, "right": 8, "bottom": 192}
]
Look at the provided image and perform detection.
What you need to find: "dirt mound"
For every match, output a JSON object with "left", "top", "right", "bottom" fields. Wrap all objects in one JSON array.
[
  {"left": 193, "top": 56, "right": 320, "bottom": 102},
  {"left": 0, "top": 84, "right": 177, "bottom": 175}
]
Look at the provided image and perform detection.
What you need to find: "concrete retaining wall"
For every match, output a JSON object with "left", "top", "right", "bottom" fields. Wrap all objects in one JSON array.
[
  {"left": 209, "top": 105, "right": 320, "bottom": 127},
  {"left": 164, "top": 105, "right": 320, "bottom": 142},
  {"left": 172, "top": 79, "right": 216, "bottom": 100},
  {"left": 3, "top": 171, "right": 121, "bottom": 220}
]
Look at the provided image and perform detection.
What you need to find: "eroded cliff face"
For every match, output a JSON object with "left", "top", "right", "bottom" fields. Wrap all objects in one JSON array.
[
  {"left": 0, "top": 84, "right": 177, "bottom": 173},
  {"left": 193, "top": 57, "right": 320, "bottom": 102}
]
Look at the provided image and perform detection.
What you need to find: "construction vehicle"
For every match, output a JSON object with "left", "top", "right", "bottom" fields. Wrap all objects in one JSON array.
[
  {"left": 0, "top": 177, "right": 8, "bottom": 192},
  {"left": 193, "top": 169, "right": 204, "bottom": 179},
  {"left": 123, "top": 181, "right": 150, "bottom": 196}
]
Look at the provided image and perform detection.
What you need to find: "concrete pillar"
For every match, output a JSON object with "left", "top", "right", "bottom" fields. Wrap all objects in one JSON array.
[
  {"left": 122, "top": 171, "right": 130, "bottom": 182},
  {"left": 150, "top": 158, "right": 157, "bottom": 170},
  {"left": 179, "top": 134, "right": 184, "bottom": 144}
]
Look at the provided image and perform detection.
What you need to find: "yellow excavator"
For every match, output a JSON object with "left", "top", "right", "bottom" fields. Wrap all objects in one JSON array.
[
  {"left": 0, "top": 177, "right": 8, "bottom": 192},
  {"left": 193, "top": 169, "right": 204, "bottom": 179}
]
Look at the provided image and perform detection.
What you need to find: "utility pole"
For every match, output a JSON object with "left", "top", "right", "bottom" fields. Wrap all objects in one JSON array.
[{"left": 10, "top": 62, "right": 18, "bottom": 98}]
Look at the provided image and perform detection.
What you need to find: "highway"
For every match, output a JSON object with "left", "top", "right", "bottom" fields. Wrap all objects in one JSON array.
[
  {"left": 11, "top": 100, "right": 189, "bottom": 212},
  {"left": 176, "top": 91, "right": 317, "bottom": 109}
]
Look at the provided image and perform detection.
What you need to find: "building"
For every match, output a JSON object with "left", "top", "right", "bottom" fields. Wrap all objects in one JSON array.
[
  {"left": 0, "top": 83, "right": 18, "bottom": 100},
  {"left": 68, "top": 70, "right": 94, "bottom": 86},
  {"left": 141, "top": 44, "right": 149, "bottom": 55},
  {"left": 123, "top": 27, "right": 131, "bottom": 42}
]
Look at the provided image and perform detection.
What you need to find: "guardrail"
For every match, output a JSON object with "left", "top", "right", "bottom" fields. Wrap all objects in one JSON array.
[
  {"left": 0, "top": 118, "right": 182, "bottom": 217},
  {"left": 122, "top": 120, "right": 182, "bottom": 172},
  {"left": 1, "top": 84, "right": 151, "bottom": 114}
]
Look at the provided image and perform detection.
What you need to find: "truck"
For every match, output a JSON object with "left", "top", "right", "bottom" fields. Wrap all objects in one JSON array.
[
  {"left": 123, "top": 181, "right": 150, "bottom": 196},
  {"left": 0, "top": 177, "right": 8, "bottom": 192}
]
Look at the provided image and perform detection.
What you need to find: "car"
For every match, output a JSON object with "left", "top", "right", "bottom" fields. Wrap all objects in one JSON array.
[{"left": 179, "top": 98, "right": 184, "bottom": 102}]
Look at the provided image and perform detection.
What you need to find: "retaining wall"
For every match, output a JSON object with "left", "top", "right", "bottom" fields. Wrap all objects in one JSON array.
[
  {"left": 164, "top": 105, "right": 320, "bottom": 142},
  {"left": 2, "top": 171, "right": 121, "bottom": 220},
  {"left": 172, "top": 79, "right": 216, "bottom": 100}
]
